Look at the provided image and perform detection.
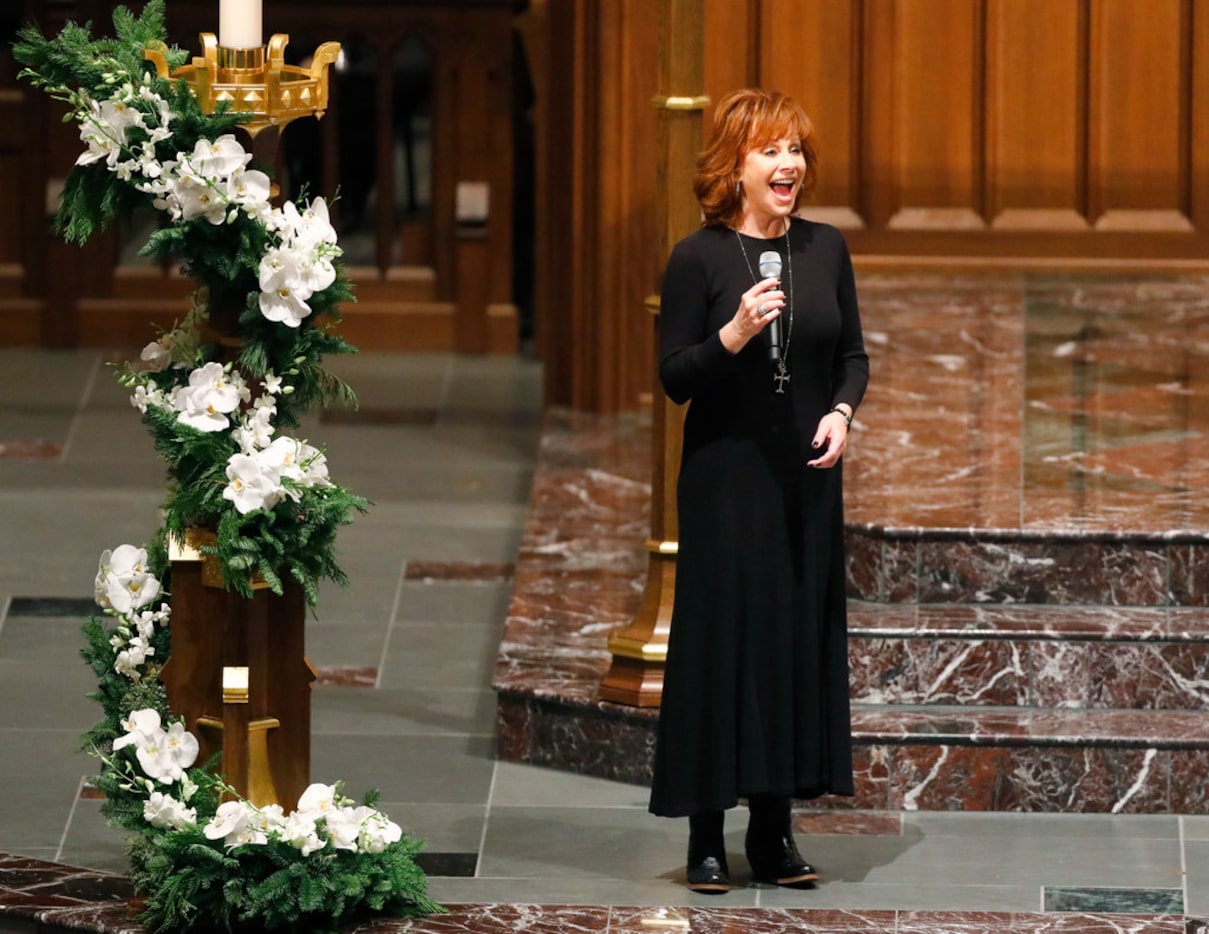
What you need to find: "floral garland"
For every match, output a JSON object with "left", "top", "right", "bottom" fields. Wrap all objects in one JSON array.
[{"left": 16, "top": 4, "right": 441, "bottom": 931}]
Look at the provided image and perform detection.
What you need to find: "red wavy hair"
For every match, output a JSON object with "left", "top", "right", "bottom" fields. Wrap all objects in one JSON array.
[{"left": 694, "top": 88, "right": 818, "bottom": 228}]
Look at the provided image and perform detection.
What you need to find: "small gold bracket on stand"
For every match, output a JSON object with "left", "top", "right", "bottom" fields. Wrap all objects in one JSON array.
[
  {"left": 221, "top": 666, "right": 249, "bottom": 704},
  {"left": 197, "top": 666, "right": 282, "bottom": 808}
]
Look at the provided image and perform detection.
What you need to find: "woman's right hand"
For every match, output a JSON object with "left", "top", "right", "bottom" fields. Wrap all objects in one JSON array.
[{"left": 720, "top": 277, "right": 783, "bottom": 354}]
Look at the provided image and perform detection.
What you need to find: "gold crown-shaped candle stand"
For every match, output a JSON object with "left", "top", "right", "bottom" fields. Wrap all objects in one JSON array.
[{"left": 145, "top": 34, "right": 341, "bottom": 138}]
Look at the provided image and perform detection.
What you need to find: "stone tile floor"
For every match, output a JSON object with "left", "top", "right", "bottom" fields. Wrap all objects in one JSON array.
[{"left": 0, "top": 346, "right": 1206, "bottom": 932}]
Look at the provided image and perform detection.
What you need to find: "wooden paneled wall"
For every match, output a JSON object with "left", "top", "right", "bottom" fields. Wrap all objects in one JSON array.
[
  {"left": 537, "top": 0, "right": 1209, "bottom": 413},
  {"left": 527, "top": 0, "right": 661, "bottom": 412},
  {"left": 722, "top": 0, "right": 1209, "bottom": 259}
]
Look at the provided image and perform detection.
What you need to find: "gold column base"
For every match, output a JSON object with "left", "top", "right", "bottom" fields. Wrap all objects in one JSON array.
[
  {"left": 597, "top": 541, "right": 677, "bottom": 707},
  {"left": 198, "top": 715, "right": 282, "bottom": 808}
]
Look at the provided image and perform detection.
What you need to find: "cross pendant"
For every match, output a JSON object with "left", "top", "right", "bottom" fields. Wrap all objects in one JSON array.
[{"left": 773, "top": 366, "right": 790, "bottom": 394}]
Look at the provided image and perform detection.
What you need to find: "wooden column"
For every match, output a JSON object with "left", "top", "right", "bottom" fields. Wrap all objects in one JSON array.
[
  {"left": 596, "top": 0, "right": 705, "bottom": 707},
  {"left": 160, "top": 531, "right": 315, "bottom": 809}
]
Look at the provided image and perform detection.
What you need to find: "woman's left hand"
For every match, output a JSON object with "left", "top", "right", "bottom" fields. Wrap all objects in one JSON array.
[{"left": 806, "top": 411, "right": 849, "bottom": 468}]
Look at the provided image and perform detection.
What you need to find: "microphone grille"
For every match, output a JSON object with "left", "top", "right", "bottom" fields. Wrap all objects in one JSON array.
[{"left": 757, "top": 250, "right": 782, "bottom": 278}]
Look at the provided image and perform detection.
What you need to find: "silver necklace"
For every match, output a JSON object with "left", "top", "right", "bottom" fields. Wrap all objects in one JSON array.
[{"left": 735, "top": 223, "right": 793, "bottom": 393}]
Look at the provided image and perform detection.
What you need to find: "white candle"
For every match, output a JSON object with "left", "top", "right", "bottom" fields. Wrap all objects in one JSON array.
[{"left": 219, "top": 0, "right": 262, "bottom": 48}]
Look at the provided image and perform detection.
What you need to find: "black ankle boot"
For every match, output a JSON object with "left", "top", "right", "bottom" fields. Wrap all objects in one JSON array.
[
  {"left": 745, "top": 795, "right": 818, "bottom": 887},
  {"left": 686, "top": 811, "right": 730, "bottom": 893}
]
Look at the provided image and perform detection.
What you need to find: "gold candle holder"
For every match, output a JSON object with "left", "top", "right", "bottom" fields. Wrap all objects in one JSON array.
[{"left": 144, "top": 33, "right": 341, "bottom": 138}]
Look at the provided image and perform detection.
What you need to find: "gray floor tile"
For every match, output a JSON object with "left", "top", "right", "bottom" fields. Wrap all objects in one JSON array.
[
  {"left": 0, "top": 349, "right": 98, "bottom": 408},
  {"left": 312, "top": 686, "right": 497, "bottom": 736},
  {"left": 478, "top": 806, "right": 687, "bottom": 882},
  {"left": 1186, "top": 816, "right": 1209, "bottom": 841},
  {"left": 0, "top": 663, "right": 98, "bottom": 730},
  {"left": 0, "top": 412, "right": 73, "bottom": 444},
  {"left": 385, "top": 526, "right": 524, "bottom": 564},
  {"left": 311, "top": 575, "right": 401, "bottom": 625},
  {"left": 0, "top": 617, "right": 93, "bottom": 663},
  {"left": 0, "top": 733, "right": 91, "bottom": 849},
  {"left": 1188, "top": 841, "right": 1209, "bottom": 915},
  {"left": 0, "top": 460, "right": 167, "bottom": 491},
  {"left": 55, "top": 798, "right": 128, "bottom": 875},
  {"left": 371, "top": 500, "right": 529, "bottom": 532},
  {"left": 904, "top": 810, "right": 1182, "bottom": 840},
  {"left": 830, "top": 828, "right": 1182, "bottom": 890},
  {"left": 392, "top": 581, "right": 515, "bottom": 626},
  {"left": 311, "top": 734, "right": 496, "bottom": 805},
  {"left": 305, "top": 620, "right": 389, "bottom": 667},
  {"left": 334, "top": 464, "right": 535, "bottom": 507},
  {"left": 81, "top": 368, "right": 143, "bottom": 412},
  {"left": 323, "top": 353, "right": 453, "bottom": 410},
  {"left": 63, "top": 411, "right": 164, "bottom": 461},
  {"left": 376, "top": 802, "right": 487, "bottom": 855},
  {"left": 378, "top": 623, "right": 503, "bottom": 689},
  {"left": 491, "top": 761, "right": 651, "bottom": 809}
]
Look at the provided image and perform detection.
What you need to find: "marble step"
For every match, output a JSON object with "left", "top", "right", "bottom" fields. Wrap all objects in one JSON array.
[
  {"left": 847, "top": 601, "right": 1209, "bottom": 711},
  {"left": 844, "top": 528, "right": 1209, "bottom": 607},
  {"left": 845, "top": 703, "right": 1209, "bottom": 813},
  {"left": 496, "top": 690, "right": 1209, "bottom": 813}
]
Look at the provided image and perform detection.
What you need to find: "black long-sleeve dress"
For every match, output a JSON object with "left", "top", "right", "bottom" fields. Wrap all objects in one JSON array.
[{"left": 648, "top": 217, "right": 869, "bottom": 818}]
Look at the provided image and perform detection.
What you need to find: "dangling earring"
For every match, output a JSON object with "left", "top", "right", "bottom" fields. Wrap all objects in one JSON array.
[{"left": 735, "top": 179, "right": 741, "bottom": 197}]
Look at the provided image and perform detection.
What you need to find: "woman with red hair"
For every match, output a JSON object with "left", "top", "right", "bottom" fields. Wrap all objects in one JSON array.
[{"left": 648, "top": 88, "right": 869, "bottom": 893}]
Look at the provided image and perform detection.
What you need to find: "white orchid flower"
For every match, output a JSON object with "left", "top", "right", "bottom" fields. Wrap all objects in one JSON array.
[
  {"left": 174, "top": 362, "right": 246, "bottom": 432},
  {"left": 203, "top": 799, "right": 268, "bottom": 848},
  {"left": 258, "top": 246, "right": 315, "bottom": 327},
  {"left": 227, "top": 167, "right": 272, "bottom": 219},
  {"left": 322, "top": 807, "right": 362, "bottom": 852},
  {"left": 258, "top": 281, "right": 313, "bottom": 328},
  {"left": 204, "top": 800, "right": 268, "bottom": 849},
  {"left": 113, "top": 710, "right": 169, "bottom": 777},
  {"left": 257, "top": 435, "right": 303, "bottom": 481},
  {"left": 279, "top": 198, "right": 338, "bottom": 251},
  {"left": 296, "top": 782, "right": 337, "bottom": 818},
  {"left": 282, "top": 811, "right": 325, "bottom": 856},
  {"left": 114, "top": 708, "right": 163, "bottom": 746},
  {"left": 204, "top": 800, "right": 247, "bottom": 840},
  {"left": 300, "top": 255, "right": 338, "bottom": 294},
  {"left": 161, "top": 720, "right": 200, "bottom": 774},
  {"left": 96, "top": 545, "right": 161, "bottom": 614},
  {"left": 297, "top": 443, "right": 333, "bottom": 489},
  {"left": 76, "top": 97, "right": 145, "bottom": 167},
  {"left": 353, "top": 806, "right": 403, "bottom": 854},
  {"left": 188, "top": 134, "right": 251, "bottom": 179},
  {"left": 144, "top": 791, "right": 196, "bottom": 830},
  {"left": 234, "top": 400, "right": 276, "bottom": 454},
  {"left": 114, "top": 634, "right": 153, "bottom": 679},
  {"left": 170, "top": 173, "right": 229, "bottom": 225},
  {"left": 139, "top": 340, "right": 171, "bottom": 372},
  {"left": 222, "top": 452, "right": 285, "bottom": 514}
]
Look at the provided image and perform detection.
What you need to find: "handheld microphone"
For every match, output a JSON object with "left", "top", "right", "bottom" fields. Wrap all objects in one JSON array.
[{"left": 757, "top": 250, "right": 783, "bottom": 363}]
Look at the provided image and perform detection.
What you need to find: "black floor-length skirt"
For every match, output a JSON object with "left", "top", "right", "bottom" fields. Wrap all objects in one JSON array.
[{"left": 648, "top": 431, "right": 854, "bottom": 817}]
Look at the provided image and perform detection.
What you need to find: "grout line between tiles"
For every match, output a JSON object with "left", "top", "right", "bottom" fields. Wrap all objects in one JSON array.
[
  {"left": 55, "top": 775, "right": 89, "bottom": 863},
  {"left": 374, "top": 559, "right": 409, "bottom": 690},
  {"left": 1180, "top": 815, "right": 1189, "bottom": 916},
  {"left": 477, "top": 760, "right": 499, "bottom": 879},
  {"left": 61, "top": 352, "right": 103, "bottom": 460}
]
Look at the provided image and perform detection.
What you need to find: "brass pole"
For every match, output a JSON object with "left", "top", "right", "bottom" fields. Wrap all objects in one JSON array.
[{"left": 597, "top": 0, "right": 706, "bottom": 706}]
